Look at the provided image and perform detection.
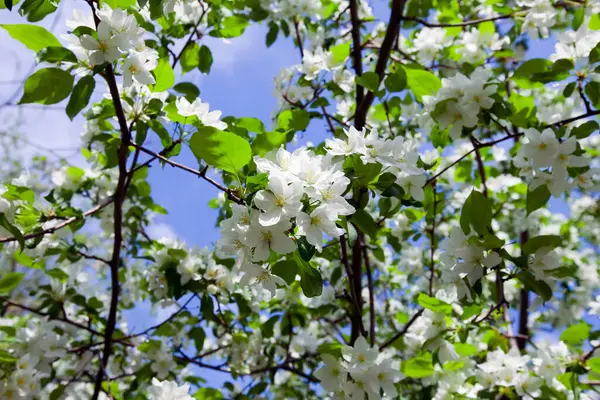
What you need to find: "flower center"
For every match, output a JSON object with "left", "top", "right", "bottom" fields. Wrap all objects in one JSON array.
[{"left": 275, "top": 195, "right": 285, "bottom": 207}]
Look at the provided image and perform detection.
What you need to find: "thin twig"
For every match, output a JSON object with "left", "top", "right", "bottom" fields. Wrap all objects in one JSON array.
[{"left": 380, "top": 308, "right": 424, "bottom": 349}]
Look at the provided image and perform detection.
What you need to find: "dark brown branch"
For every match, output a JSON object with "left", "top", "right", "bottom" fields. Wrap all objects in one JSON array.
[
  {"left": 349, "top": 0, "right": 364, "bottom": 112},
  {"left": 0, "top": 198, "right": 114, "bottom": 244},
  {"left": 402, "top": 14, "right": 512, "bottom": 28},
  {"left": 0, "top": 296, "right": 103, "bottom": 336},
  {"left": 380, "top": 308, "right": 424, "bottom": 349},
  {"left": 517, "top": 231, "right": 530, "bottom": 350},
  {"left": 129, "top": 141, "right": 244, "bottom": 204},
  {"left": 362, "top": 241, "right": 376, "bottom": 346},
  {"left": 88, "top": 1, "right": 132, "bottom": 396},
  {"left": 293, "top": 18, "right": 304, "bottom": 59},
  {"left": 355, "top": 0, "right": 407, "bottom": 129},
  {"left": 171, "top": 10, "right": 207, "bottom": 69}
]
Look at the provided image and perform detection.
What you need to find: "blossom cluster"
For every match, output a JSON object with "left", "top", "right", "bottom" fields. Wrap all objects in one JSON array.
[
  {"left": 315, "top": 336, "right": 403, "bottom": 399},
  {"left": 73, "top": 5, "right": 158, "bottom": 87},
  {"left": 217, "top": 145, "right": 355, "bottom": 297},
  {"left": 326, "top": 126, "right": 426, "bottom": 200},
  {"left": 515, "top": 127, "right": 594, "bottom": 196},
  {"left": 422, "top": 67, "right": 496, "bottom": 140}
]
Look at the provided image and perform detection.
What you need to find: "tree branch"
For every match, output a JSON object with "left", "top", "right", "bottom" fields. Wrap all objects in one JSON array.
[
  {"left": 402, "top": 14, "right": 513, "bottom": 28},
  {"left": 0, "top": 296, "right": 103, "bottom": 336},
  {"left": 129, "top": 141, "right": 244, "bottom": 204},
  {"left": 355, "top": 0, "right": 406, "bottom": 129},
  {"left": 380, "top": 308, "right": 423, "bottom": 349},
  {"left": 362, "top": 241, "right": 376, "bottom": 346}
]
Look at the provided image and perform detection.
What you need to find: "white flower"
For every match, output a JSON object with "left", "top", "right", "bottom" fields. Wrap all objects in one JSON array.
[
  {"left": 343, "top": 336, "right": 378, "bottom": 372},
  {"left": 518, "top": 0, "right": 556, "bottom": 39},
  {"left": 148, "top": 378, "right": 193, "bottom": 400},
  {"left": 521, "top": 128, "right": 560, "bottom": 169},
  {"left": 254, "top": 173, "right": 303, "bottom": 226},
  {"left": 239, "top": 263, "right": 286, "bottom": 297},
  {"left": 123, "top": 53, "right": 157, "bottom": 87},
  {"left": 314, "top": 354, "right": 346, "bottom": 392},
  {"left": 325, "top": 126, "right": 367, "bottom": 156},
  {"left": 367, "top": 359, "right": 404, "bottom": 398},
  {"left": 175, "top": 97, "right": 227, "bottom": 130},
  {"left": 296, "top": 206, "right": 344, "bottom": 251},
  {"left": 454, "top": 247, "right": 501, "bottom": 286},
  {"left": 396, "top": 173, "right": 426, "bottom": 202},
  {"left": 529, "top": 247, "right": 560, "bottom": 280},
  {"left": 80, "top": 21, "right": 121, "bottom": 65},
  {"left": 436, "top": 101, "right": 479, "bottom": 139},
  {"left": 244, "top": 217, "right": 296, "bottom": 262},
  {"left": 300, "top": 48, "right": 329, "bottom": 80}
]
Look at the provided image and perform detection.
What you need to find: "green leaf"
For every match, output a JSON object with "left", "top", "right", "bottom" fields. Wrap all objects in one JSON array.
[
  {"left": 152, "top": 58, "right": 174, "bottom": 92},
  {"left": 403, "top": 353, "right": 435, "bottom": 378},
  {"left": 102, "top": 0, "right": 136, "bottom": 9},
  {"left": 454, "top": 343, "right": 478, "bottom": 356},
  {"left": 189, "top": 327, "right": 205, "bottom": 352},
  {"left": 417, "top": 293, "right": 453, "bottom": 315},
  {"left": 318, "top": 342, "right": 343, "bottom": 357},
  {"left": 330, "top": 42, "right": 350, "bottom": 64},
  {"left": 1, "top": 24, "right": 60, "bottom": 51},
  {"left": 1, "top": 0, "right": 14, "bottom": 10},
  {"left": 522, "top": 235, "right": 561, "bottom": 254},
  {"left": 37, "top": 46, "right": 77, "bottom": 64},
  {"left": 405, "top": 67, "right": 441, "bottom": 100},
  {"left": 66, "top": 76, "right": 95, "bottom": 120},
  {"left": 0, "top": 272, "right": 24, "bottom": 293},
  {"left": 0, "top": 214, "right": 24, "bottom": 250},
  {"left": 277, "top": 109, "right": 310, "bottom": 131},
  {"left": 47, "top": 268, "right": 68, "bottom": 282},
  {"left": 560, "top": 322, "right": 591, "bottom": 345},
  {"left": 172, "top": 82, "right": 200, "bottom": 102},
  {"left": 198, "top": 45, "right": 213, "bottom": 74},
  {"left": 271, "top": 260, "right": 297, "bottom": 285},
  {"left": 180, "top": 43, "right": 200, "bottom": 74},
  {"left": 252, "top": 130, "right": 287, "bottom": 156},
  {"left": 460, "top": 190, "right": 492, "bottom": 236},
  {"left": 294, "top": 253, "right": 323, "bottom": 298},
  {"left": 526, "top": 184, "right": 551, "bottom": 215},
  {"left": 350, "top": 209, "right": 377, "bottom": 237},
  {"left": 590, "top": 13, "right": 600, "bottom": 30},
  {"left": 18, "top": 68, "right": 74, "bottom": 105},
  {"left": 266, "top": 21, "right": 278, "bottom": 46},
  {"left": 356, "top": 71, "right": 380, "bottom": 92},
  {"left": 587, "top": 357, "right": 600, "bottom": 374},
  {"left": 216, "top": 16, "right": 249, "bottom": 38},
  {"left": 585, "top": 81, "right": 600, "bottom": 109},
  {"left": 189, "top": 127, "right": 252, "bottom": 174},
  {"left": 572, "top": 120, "right": 598, "bottom": 139},
  {"left": 590, "top": 43, "right": 600, "bottom": 64},
  {"left": 297, "top": 236, "right": 316, "bottom": 262},
  {"left": 513, "top": 58, "right": 570, "bottom": 89},
  {"left": 237, "top": 117, "right": 265, "bottom": 133},
  {"left": 517, "top": 271, "right": 553, "bottom": 302},
  {"left": 18, "top": 0, "right": 57, "bottom": 22},
  {"left": 384, "top": 67, "right": 407, "bottom": 92}
]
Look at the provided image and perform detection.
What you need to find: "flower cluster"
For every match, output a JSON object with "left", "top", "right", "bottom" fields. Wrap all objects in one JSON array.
[
  {"left": 315, "top": 336, "right": 403, "bottom": 399},
  {"left": 149, "top": 378, "right": 193, "bottom": 400},
  {"left": 439, "top": 227, "right": 502, "bottom": 300},
  {"left": 423, "top": 67, "right": 496, "bottom": 140},
  {"left": 217, "top": 146, "right": 355, "bottom": 297},
  {"left": 326, "top": 126, "right": 426, "bottom": 200},
  {"left": 514, "top": 128, "right": 592, "bottom": 196},
  {"left": 0, "top": 319, "right": 68, "bottom": 399},
  {"left": 76, "top": 5, "right": 158, "bottom": 87},
  {"left": 176, "top": 97, "right": 228, "bottom": 130}
]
